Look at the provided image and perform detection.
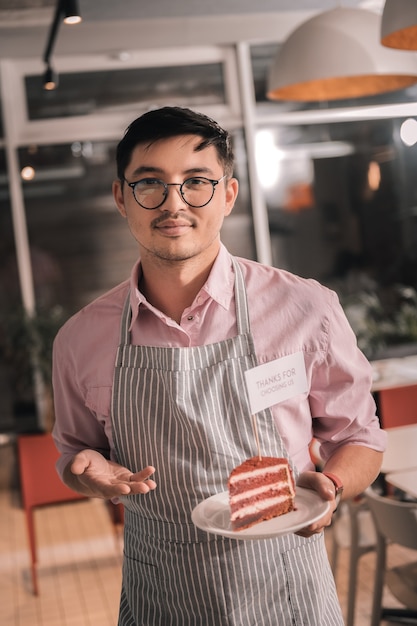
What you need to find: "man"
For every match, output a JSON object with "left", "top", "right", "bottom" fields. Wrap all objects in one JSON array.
[{"left": 52, "top": 106, "right": 386, "bottom": 625}]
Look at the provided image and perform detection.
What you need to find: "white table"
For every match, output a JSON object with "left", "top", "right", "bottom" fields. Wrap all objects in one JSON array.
[
  {"left": 380, "top": 424, "right": 417, "bottom": 474},
  {"left": 371, "top": 355, "right": 417, "bottom": 392},
  {"left": 385, "top": 468, "right": 417, "bottom": 499}
]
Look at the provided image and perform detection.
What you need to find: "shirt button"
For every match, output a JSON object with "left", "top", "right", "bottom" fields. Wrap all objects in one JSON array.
[{"left": 187, "top": 315, "right": 194, "bottom": 321}]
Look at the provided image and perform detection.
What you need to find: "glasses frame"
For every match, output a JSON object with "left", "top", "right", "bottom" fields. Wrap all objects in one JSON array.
[{"left": 124, "top": 175, "right": 227, "bottom": 210}]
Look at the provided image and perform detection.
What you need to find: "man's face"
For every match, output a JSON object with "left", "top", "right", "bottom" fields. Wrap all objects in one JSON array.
[{"left": 113, "top": 135, "right": 238, "bottom": 265}]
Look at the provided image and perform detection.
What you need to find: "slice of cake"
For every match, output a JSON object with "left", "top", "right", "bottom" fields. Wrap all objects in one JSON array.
[{"left": 228, "top": 456, "right": 295, "bottom": 531}]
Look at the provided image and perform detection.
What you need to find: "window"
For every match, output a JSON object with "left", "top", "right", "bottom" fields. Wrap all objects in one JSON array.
[
  {"left": 19, "top": 130, "right": 255, "bottom": 316},
  {"left": 251, "top": 43, "right": 417, "bottom": 357},
  {"left": 25, "top": 63, "right": 227, "bottom": 120}
]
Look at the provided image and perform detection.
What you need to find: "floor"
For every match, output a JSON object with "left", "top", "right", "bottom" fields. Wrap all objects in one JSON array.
[
  {"left": 0, "top": 439, "right": 414, "bottom": 626},
  {"left": 0, "top": 491, "right": 123, "bottom": 626}
]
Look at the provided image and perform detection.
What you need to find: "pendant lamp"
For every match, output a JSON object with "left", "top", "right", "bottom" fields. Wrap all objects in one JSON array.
[
  {"left": 381, "top": 0, "right": 417, "bottom": 50},
  {"left": 267, "top": 6, "right": 417, "bottom": 102}
]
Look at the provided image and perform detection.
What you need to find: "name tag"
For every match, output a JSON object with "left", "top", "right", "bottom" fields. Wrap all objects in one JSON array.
[{"left": 244, "top": 352, "right": 308, "bottom": 414}]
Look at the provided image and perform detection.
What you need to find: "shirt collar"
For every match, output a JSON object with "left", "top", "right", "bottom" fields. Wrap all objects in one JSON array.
[
  {"left": 202, "top": 243, "right": 235, "bottom": 310},
  {"left": 128, "top": 243, "right": 236, "bottom": 328}
]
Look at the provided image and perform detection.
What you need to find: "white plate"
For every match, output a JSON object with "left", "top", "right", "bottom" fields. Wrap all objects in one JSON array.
[{"left": 191, "top": 487, "right": 330, "bottom": 540}]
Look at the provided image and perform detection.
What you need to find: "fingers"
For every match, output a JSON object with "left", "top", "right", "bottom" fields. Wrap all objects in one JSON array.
[
  {"left": 130, "top": 465, "right": 156, "bottom": 481},
  {"left": 296, "top": 511, "right": 334, "bottom": 537},
  {"left": 130, "top": 479, "right": 157, "bottom": 494},
  {"left": 69, "top": 452, "right": 157, "bottom": 498},
  {"left": 128, "top": 466, "right": 157, "bottom": 494},
  {"left": 295, "top": 470, "right": 337, "bottom": 537}
]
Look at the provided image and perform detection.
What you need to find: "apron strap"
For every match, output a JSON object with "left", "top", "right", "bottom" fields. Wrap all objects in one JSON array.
[
  {"left": 119, "top": 289, "right": 132, "bottom": 347},
  {"left": 231, "top": 256, "right": 251, "bottom": 336}
]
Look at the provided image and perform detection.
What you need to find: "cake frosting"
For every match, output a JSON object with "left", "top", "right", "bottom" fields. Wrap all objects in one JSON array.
[{"left": 228, "top": 456, "right": 295, "bottom": 531}]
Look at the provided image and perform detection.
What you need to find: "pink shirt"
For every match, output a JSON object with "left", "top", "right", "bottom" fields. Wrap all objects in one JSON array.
[{"left": 52, "top": 244, "right": 386, "bottom": 477}]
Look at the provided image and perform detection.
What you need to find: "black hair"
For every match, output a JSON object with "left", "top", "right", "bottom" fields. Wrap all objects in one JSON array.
[{"left": 116, "top": 106, "right": 234, "bottom": 180}]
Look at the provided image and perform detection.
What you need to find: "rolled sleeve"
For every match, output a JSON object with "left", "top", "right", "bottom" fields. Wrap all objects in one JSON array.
[{"left": 309, "top": 290, "right": 387, "bottom": 461}]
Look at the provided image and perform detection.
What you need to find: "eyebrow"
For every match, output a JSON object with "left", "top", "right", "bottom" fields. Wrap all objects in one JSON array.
[{"left": 129, "top": 165, "right": 216, "bottom": 179}]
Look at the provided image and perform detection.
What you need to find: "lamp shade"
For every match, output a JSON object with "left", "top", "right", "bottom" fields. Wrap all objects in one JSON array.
[
  {"left": 267, "top": 7, "right": 417, "bottom": 102},
  {"left": 381, "top": 0, "right": 417, "bottom": 50}
]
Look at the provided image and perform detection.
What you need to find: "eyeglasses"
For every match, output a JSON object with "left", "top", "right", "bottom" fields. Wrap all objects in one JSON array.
[{"left": 124, "top": 175, "right": 227, "bottom": 210}]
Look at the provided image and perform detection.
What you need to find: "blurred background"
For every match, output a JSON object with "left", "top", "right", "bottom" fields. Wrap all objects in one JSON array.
[{"left": 1, "top": 3, "right": 417, "bottom": 625}]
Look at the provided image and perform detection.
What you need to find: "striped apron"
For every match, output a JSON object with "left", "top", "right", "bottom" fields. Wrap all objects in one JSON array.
[{"left": 111, "top": 258, "right": 343, "bottom": 626}]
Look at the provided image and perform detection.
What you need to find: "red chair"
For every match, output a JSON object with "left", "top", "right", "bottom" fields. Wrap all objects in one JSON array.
[
  {"left": 17, "top": 433, "right": 123, "bottom": 594},
  {"left": 17, "top": 433, "right": 86, "bottom": 594},
  {"left": 378, "top": 384, "right": 417, "bottom": 429}
]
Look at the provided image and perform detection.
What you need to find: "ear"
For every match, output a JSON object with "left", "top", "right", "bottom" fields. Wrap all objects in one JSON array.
[
  {"left": 113, "top": 179, "right": 127, "bottom": 218},
  {"left": 224, "top": 177, "right": 239, "bottom": 216}
]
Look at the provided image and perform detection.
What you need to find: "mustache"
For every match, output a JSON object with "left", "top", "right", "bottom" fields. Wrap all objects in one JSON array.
[{"left": 151, "top": 212, "right": 196, "bottom": 227}]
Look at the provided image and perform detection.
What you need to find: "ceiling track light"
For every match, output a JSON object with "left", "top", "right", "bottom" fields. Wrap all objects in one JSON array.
[
  {"left": 62, "top": 0, "right": 82, "bottom": 25},
  {"left": 42, "top": 0, "right": 82, "bottom": 90},
  {"left": 43, "top": 64, "right": 59, "bottom": 91}
]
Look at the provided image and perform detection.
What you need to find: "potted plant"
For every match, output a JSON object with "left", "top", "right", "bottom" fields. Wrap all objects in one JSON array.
[
  {"left": 342, "top": 284, "right": 417, "bottom": 360},
  {"left": 0, "top": 304, "right": 67, "bottom": 433}
]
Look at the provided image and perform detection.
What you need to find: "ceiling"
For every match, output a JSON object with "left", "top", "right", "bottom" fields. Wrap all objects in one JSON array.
[{"left": 0, "top": 0, "right": 384, "bottom": 62}]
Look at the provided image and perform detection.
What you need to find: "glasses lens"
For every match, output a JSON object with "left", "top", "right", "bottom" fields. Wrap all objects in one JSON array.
[
  {"left": 134, "top": 179, "right": 166, "bottom": 209},
  {"left": 181, "top": 177, "right": 214, "bottom": 208}
]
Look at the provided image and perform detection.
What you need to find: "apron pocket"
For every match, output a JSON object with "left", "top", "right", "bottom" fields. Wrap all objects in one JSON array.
[{"left": 282, "top": 534, "right": 344, "bottom": 626}]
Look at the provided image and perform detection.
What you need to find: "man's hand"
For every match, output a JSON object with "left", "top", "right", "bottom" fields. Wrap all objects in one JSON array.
[
  {"left": 63, "top": 449, "right": 157, "bottom": 499},
  {"left": 294, "top": 470, "right": 337, "bottom": 538}
]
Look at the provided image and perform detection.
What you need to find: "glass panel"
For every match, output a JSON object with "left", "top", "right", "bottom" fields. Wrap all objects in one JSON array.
[
  {"left": 25, "top": 63, "right": 226, "bottom": 120},
  {"left": 18, "top": 129, "right": 253, "bottom": 318},
  {"left": 221, "top": 129, "right": 256, "bottom": 261},
  {"left": 0, "top": 148, "right": 20, "bottom": 429},
  {"left": 19, "top": 140, "right": 137, "bottom": 313},
  {"left": 256, "top": 117, "right": 417, "bottom": 358},
  {"left": 0, "top": 152, "right": 15, "bottom": 309},
  {"left": 0, "top": 89, "right": 3, "bottom": 138}
]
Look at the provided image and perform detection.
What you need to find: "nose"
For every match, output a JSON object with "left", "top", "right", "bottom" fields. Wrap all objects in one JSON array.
[{"left": 160, "top": 183, "right": 186, "bottom": 212}]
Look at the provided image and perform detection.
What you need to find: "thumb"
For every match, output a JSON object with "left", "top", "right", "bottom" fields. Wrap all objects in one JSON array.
[
  {"left": 70, "top": 451, "right": 91, "bottom": 476},
  {"left": 297, "top": 470, "right": 335, "bottom": 501}
]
